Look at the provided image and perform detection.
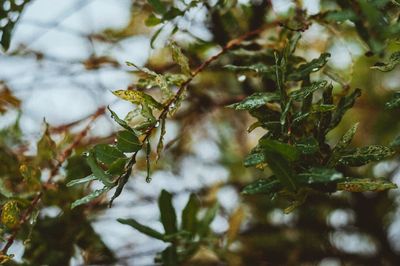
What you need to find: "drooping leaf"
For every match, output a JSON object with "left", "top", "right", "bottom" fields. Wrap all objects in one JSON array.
[
  {"left": 289, "top": 80, "right": 327, "bottom": 101},
  {"left": 338, "top": 145, "right": 395, "bottom": 166},
  {"left": 94, "top": 144, "right": 126, "bottom": 165},
  {"left": 371, "top": 51, "right": 400, "bottom": 72},
  {"left": 117, "top": 218, "right": 166, "bottom": 241},
  {"left": 241, "top": 178, "right": 282, "bottom": 196},
  {"left": 71, "top": 187, "right": 110, "bottom": 209},
  {"left": 108, "top": 107, "right": 135, "bottom": 132},
  {"left": 156, "top": 118, "right": 166, "bottom": 162},
  {"left": 66, "top": 175, "right": 97, "bottom": 187},
  {"left": 158, "top": 190, "right": 178, "bottom": 234},
  {"left": 295, "top": 137, "right": 319, "bottom": 154},
  {"left": 288, "top": 53, "right": 331, "bottom": 81},
  {"left": 86, "top": 151, "right": 114, "bottom": 187},
  {"left": 113, "top": 90, "right": 163, "bottom": 110},
  {"left": 297, "top": 167, "right": 343, "bottom": 184},
  {"left": 145, "top": 139, "right": 152, "bottom": 183},
  {"left": 227, "top": 92, "right": 280, "bottom": 110},
  {"left": 116, "top": 130, "right": 141, "bottom": 153},
  {"left": 259, "top": 139, "right": 300, "bottom": 162},
  {"left": 337, "top": 178, "right": 397, "bottom": 192},
  {"left": 385, "top": 92, "right": 400, "bottom": 110},
  {"left": 181, "top": 193, "right": 200, "bottom": 234},
  {"left": 170, "top": 42, "right": 191, "bottom": 76}
]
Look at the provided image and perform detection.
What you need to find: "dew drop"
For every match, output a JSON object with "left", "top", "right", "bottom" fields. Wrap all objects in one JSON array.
[
  {"left": 146, "top": 84, "right": 152, "bottom": 89},
  {"left": 82, "top": 152, "right": 89, "bottom": 157},
  {"left": 237, "top": 75, "right": 246, "bottom": 82},
  {"left": 154, "top": 121, "right": 160, "bottom": 128},
  {"left": 168, "top": 103, "right": 176, "bottom": 110},
  {"left": 146, "top": 177, "right": 152, "bottom": 183}
]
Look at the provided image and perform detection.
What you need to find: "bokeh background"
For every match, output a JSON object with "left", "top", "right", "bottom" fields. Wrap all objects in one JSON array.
[{"left": 1, "top": 0, "right": 400, "bottom": 265}]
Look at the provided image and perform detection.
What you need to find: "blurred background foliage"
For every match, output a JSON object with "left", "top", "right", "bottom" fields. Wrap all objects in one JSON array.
[{"left": 1, "top": 0, "right": 400, "bottom": 265}]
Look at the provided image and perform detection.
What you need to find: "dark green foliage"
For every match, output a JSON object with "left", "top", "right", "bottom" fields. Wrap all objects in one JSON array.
[{"left": 118, "top": 190, "right": 219, "bottom": 264}]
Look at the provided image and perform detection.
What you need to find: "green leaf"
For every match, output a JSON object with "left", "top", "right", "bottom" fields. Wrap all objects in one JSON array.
[
  {"left": 241, "top": 178, "right": 282, "bottom": 196},
  {"left": 161, "top": 246, "right": 178, "bottom": 266},
  {"left": 146, "top": 139, "right": 152, "bottom": 183},
  {"left": 71, "top": 187, "right": 110, "bottom": 209},
  {"left": 297, "top": 167, "right": 343, "bottom": 184},
  {"left": 337, "top": 178, "right": 397, "bottom": 192},
  {"left": 94, "top": 144, "right": 126, "bottom": 165},
  {"left": 295, "top": 137, "right": 319, "bottom": 154},
  {"left": 198, "top": 203, "right": 218, "bottom": 237},
  {"left": 181, "top": 194, "right": 200, "bottom": 234},
  {"left": 227, "top": 92, "right": 280, "bottom": 110},
  {"left": 311, "top": 104, "right": 336, "bottom": 113},
  {"left": 259, "top": 139, "right": 300, "bottom": 162},
  {"left": 338, "top": 145, "right": 395, "bottom": 166},
  {"left": 0, "top": 0, "right": 31, "bottom": 51},
  {"left": 108, "top": 107, "right": 135, "bottom": 132},
  {"left": 224, "top": 63, "right": 275, "bottom": 74},
  {"left": 107, "top": 157, "right": 128, "bottom": 175},
  {"left": 156, "top": 119, "right": 166, "bottom": 162},
  {"left": 113, "top": 90, "right": 163, "bottom": 110},
  {"left": 264, "top": 152, "right": 297, "bottom": 191},
  {"left": 66, "top": 175, "right": 97, "bottom": 187},
  {"left": 288, "top": 53, "right": 330, "bottom": 81},
  {"left": 323, "top": 10, "right": 358, "bottom": 22},
  {"left": 330, "top": 89, "right": 362, "bottom": 129},
  {"left": 36, "top": 122, "right": 56, "bottom": 165},
  {"left": 86, "top": 151, "right": 114, "bottom": 187},
  {"left": 244, "top": 152, "right": 265, "bottom": 167},
  {"left": 116, "top": 130, "right": 141, "bottom": 153},
  {"left": 371, "top": 51, "right": 400, "bottom": 72},
  {"left": 170, "top": 42, "right": 191, "bottom": 76},
  {"left": 335, "top": 123, "right": 359, "bottom": 152},
  {"left": 148, "top": 0, "right": 166, "bottom": 14},
  {"left": 150, "top": 26, "right": 164, "bottom": 49},
  {"left": 117, "top": 218, "right": 166, "bottom": 241},
  {"left": 158, "top": 190, "right": 178, "bottom": 234},
  {"left": 1, "top": 200, "right": 20, "bottom": 229},
  {"left": 289, "top": 80, "right": 327, "bottom": 101},
  {"left": 385, "top": 92, "right": 400, "bottom": 110},
  {"left": 145, "top": 14, "right": 162, "bottom": 26}
]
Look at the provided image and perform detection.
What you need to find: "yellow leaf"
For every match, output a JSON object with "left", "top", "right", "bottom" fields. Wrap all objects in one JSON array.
[{"left": 227, "top": 206, "right": 245, "bottom": 246}]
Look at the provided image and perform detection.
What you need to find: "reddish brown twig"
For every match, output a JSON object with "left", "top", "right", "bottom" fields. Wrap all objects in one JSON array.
[{"left": 1, "top": 107, "right": 106, "bottom": 254}]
